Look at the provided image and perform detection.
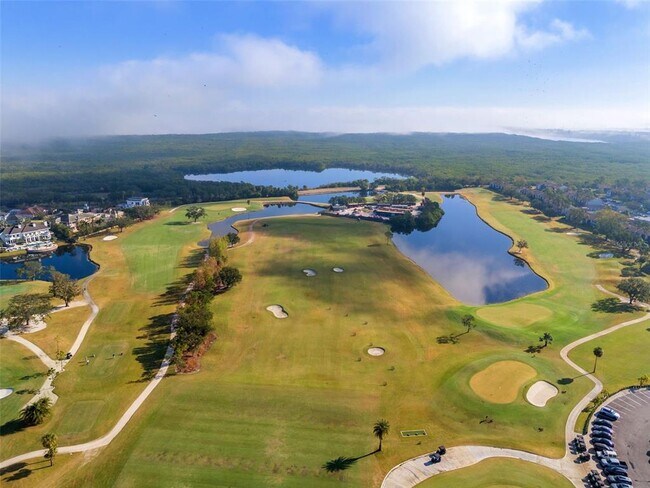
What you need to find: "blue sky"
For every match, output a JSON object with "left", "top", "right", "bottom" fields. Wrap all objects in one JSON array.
[{"left": 2, "top": 1, "right": 649, "bottom": 142}]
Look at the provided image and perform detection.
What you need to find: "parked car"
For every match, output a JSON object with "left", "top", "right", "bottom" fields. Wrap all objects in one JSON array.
[
  {"left": 429, "top": 452, "right": 441, "bottom": 463},
  {"left": 596, "top": 449, "right": 617, "bottom": 458},
  {"left": 578, "top": 452, "right": 591, "bottom": 462},
  {"left": 593, "top": 419, "right": 613, "bottom": 429},
  {"left": 607, "top": 474, "right": 632, "bottom": 484},
  {"left": 437, "top": 445, "right": 446, "bottom": 455},
  {"left": 609, "top": 484, "right": 632, "bottom": 488},
  {"left": 591, "top": 434, "right": 613, "bottom": 444},
  {"left": 600, "top": 407, "right": 621, "bottom": 419},
  {"left": 593, "top": 441, "right": 615, "bottom": 451},
  {"left": 596, "top": 410, "right": 619, "bottom": 421},
  {"left": 601, "top": 458, "right": 628, "bottom": 469},
  {"left": 604, "top": 465, "right": 628, "bottom": 476},
  {"left": 592, "top": 425, "right": 613, "bottom": 434}
]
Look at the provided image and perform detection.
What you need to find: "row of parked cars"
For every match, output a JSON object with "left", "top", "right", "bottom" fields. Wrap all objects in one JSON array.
[{"left": 589, "top": 406, "right": 633, "bottom": 488}]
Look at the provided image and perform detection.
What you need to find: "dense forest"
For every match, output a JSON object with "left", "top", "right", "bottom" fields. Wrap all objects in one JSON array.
[{"left": 2, "top": 132, "right": 649, "bottom": 208}]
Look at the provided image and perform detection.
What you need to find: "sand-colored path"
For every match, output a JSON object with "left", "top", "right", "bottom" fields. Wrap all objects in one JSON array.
[{"left": 381, "top": 285, "right": 650, "bottom": 488}]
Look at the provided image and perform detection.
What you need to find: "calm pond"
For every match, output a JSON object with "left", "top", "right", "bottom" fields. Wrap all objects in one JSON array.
[
  {"left": 392, "top": 194, "right": 547, "bottom": 305},
  {"left": 0, "top": 245, "right": 98, "bottom": 281},
  {"left": 185, "top": 168, "right": 404, "bottom": 187}
]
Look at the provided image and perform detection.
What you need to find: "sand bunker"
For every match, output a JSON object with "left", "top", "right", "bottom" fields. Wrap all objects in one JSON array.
[
  {"left": 103, "top": 235, "right": 118, "bottom": 241},
  {"left": 566, "top": 232, "right": 580, "bottom": 236},
  {"left": 303, "top": 269, "right": 317, "bottom": 277},
  {"left": 231, "top": 207, "right": 247, "bottom": 212},
  {"left": 367, "top": 347, "right": 385, "bottom": 356},
  {"left": 332, "top": 267, "right": 344, "bottom": 273},
  {"left": 0, "top": 388, "right": 13, "bottom": 400},
  {"left": 526, "top": 381, "right": 558, "bottom": 407},
  {"left": 266, "top": 305, "right": 288, "bottom": 319},
  {"left": 470, "top": 361, "right": 537, "bottom": 404}
]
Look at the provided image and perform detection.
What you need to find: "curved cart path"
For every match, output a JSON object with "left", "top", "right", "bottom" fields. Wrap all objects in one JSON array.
[
  {"left": 381, "top": 286, "right": 650, "bottom": 488},
  {"left": 0, "top": 278, "right": 191, "bottom": 470}
]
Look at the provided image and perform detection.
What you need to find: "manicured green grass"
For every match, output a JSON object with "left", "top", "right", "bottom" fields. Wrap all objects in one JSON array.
[
  {"left": 4, "top": 190, "right": 645, "bottom": 487},
  {"left": 477, "top": 303, "right": 553, "bottom": 328},
  {"left": 28, "top": 306, "right": 91, "bottom": 358},
  {"left": 569, "top": 321, "right": 650, "bottom": 392},
  {"left": 417, "top": 458, "right": 573, "bottom": 488},
  {"left": 0, "top": 200, "right": 271, "bottom": 460},
  {"left": 0, "top": 281, "right": 49, "bottom": 309},
  {"left": 0, "top": 339, "right": 48, "bottom": 446}
]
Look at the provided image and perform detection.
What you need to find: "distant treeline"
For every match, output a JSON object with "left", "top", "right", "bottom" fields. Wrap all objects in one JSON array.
[{"left": 2, "top": 132, "right": 648, "bottom": 208}]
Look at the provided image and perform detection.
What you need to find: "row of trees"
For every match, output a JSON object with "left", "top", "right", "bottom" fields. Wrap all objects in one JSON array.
[{"left": 172, "top": 235, "right": 242, "bottom": 364}]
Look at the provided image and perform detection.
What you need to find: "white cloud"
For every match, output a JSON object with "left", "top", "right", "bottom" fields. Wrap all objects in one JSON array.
[
  {"left": 615, "top": 0, "right": 642, "bottom": 9},
  {"left": 517, "top": 18, "right": 590, "bottom": 50},
  {"left": 329, "top": 1, "right": 589, "bottom": 70}
]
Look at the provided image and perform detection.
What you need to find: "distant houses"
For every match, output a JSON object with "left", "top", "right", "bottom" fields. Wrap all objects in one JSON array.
[
  {"left": 125, "top": 196, "right": 150, "bottom": 208},
  {"left": 0, "top": 222, "right": 52, "bottom": 248}
]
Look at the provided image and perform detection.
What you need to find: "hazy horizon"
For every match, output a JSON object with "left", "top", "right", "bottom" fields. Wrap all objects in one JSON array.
[{"left": 2, "top": 1, "right": 649, "bottom": 143}]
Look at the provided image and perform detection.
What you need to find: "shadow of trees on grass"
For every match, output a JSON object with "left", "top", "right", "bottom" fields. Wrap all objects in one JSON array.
[
  {"left": 131, "top": 312, "right": 174, "bottom": 382},
  {"left": 591, "top": 298, "right": 638, "bottom": 314},
  {"left": 322, "top": 450, "right": 378, "bottom": 473}
]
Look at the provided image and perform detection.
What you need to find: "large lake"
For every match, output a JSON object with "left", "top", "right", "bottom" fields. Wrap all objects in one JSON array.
[
  {"left": 392, "top": 195, "right": 547, "bottom": 305},
  {"left": 207, "top": 191, "right": 547, "bottom": 305},
  {"left": 0, "top": 245, "right": 98, "bottom": 281},
  {"left": 185, "top": 168, "right": 404, "bottom": 187}
]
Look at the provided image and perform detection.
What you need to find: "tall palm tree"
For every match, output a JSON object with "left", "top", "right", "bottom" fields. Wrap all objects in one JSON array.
[
  {"left": 41, "top": 433, "right": 58, "bottom": 466},
  {"left": 20, "top": 397, "right": 52, "bottom": 426},
  {"left": 593, "top": 347, "right": 604, "bottom": 373},
  {"left": 461, "top": 314, "right": 476, "bottom": 334},
  {"left": 373, "top": 419, "right": 390, "bottom": 452}
]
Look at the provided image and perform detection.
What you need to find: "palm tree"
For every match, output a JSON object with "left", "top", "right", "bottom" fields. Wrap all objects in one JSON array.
[
  {"left": 41, "top": 433, "right": 58, "bottom": 466},
  {"left": 539, "top": 332, "right": 553, "bottom": 348},
  {"left": 373, "top": 419, "right": 390, "bottom": 452},
  {"left": 593, "top": 347, "right": 604, "bottom": 373},
  {"left": 20, "top": 397, "right": 52, "bottom": 426},
  {"left": 384, "top": 230, "right": 393, "bottom": 244}
]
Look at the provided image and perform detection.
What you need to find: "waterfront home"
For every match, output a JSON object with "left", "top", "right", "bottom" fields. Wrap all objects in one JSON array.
[{"left": 0, "top": 222, "right": 52, "bottom": 247}]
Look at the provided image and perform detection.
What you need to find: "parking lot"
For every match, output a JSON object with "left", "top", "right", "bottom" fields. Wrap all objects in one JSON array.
[{"left": 599, "top": 389, "right": 650, "bottom": 487}]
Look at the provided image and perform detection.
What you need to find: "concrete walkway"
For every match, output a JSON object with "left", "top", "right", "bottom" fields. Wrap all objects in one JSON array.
[
  {"left": 381, "top": 285, "right": 650, "bottom": 488},
  {"left": 2, "top": 276, "right": 100, "bottom": 407}
]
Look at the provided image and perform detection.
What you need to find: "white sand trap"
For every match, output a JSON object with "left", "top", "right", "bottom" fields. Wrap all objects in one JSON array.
[
  {"left": 103, "top": 235, "right": 118, "bottom": 241},
  {"left": 0, "top": 388, "right": 13, "bottom": 400},
  {"left": 303, "top": 269, "right": 317, "bottom": 277},
  {"left": 566, "top": 232, "right": 580, "bottom": 236},
  {"left": 231, "top": 207, "right": 247, "bottom": 212},
  {"left": 367, "top": 347, "right": 385, "bottom": 356},
  {"left": 332, "top": 267, "right": 344, "bottom": 273},
  {"left": 526, "top": 381, "right": 558, "bottom": 407},
  {"left": 266, "top": 305, "right": 288, "bottom": 319}
]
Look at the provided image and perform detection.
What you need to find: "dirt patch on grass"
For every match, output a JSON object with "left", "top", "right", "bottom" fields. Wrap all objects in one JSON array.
[
  {"left": 477, "top": 303, "right": 553, "bottom": 328},
  {"left": 470, "top": 360, "right": 537, "bottom": 404},
  {"left": 176, "top": 332, "right": 217, "bottom": 374}
]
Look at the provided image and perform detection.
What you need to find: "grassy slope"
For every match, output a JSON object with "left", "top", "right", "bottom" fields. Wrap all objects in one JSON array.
[
  {"left": 28, "top": 306, "right": 91, "bottom": 358},
  {"left": 417, "top": 458, "right": 573, "bottom": 488},
  {"left": 3, "top": 190, "right": 644, "bottom": 487}
]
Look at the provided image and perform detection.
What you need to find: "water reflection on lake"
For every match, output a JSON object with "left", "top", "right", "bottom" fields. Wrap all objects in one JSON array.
[
  {"left": 392, "top": 195, "right": 547, "bottom": 305},
  {"left": 0, "top": 245, "right": 98, "bottom": 281},
  {"left": 185, "top": 168, "right": 404, "bottom": 187}
]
